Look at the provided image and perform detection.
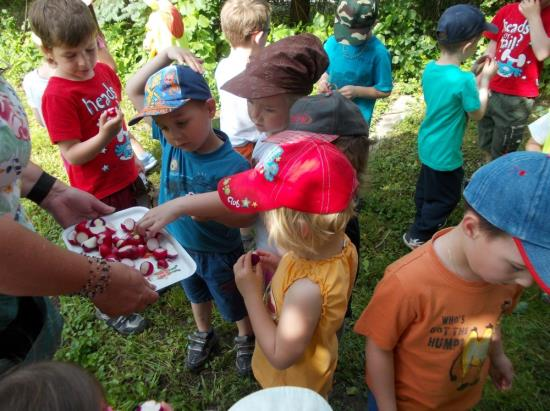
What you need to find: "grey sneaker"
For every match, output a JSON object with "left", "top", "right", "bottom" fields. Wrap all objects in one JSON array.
[
  {"left": 95, "top": 309, "right": 148, "bottom": 336},
  {"left": 402, "top": 232, "right": 425, "bottom": 250},
  {"left": 186, "top": 330, "right": 218, "bottom": 371},
  {"left": 234, "top": 335, "right": 255, "bottom": 376}
]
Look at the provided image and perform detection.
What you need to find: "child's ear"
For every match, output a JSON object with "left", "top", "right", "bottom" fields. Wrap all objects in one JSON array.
[
  {"left": 205, "top": 98, "right": 216, "bottom": 119},
  {"left": 461, "top": 211, "right": 482, "bottom": 239},
  {"left": 41, "top": 46, "right": 56, "bottom": 66}
]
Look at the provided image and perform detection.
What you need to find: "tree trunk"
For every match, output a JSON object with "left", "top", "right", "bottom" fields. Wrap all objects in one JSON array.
[{"left": 290, "top": 0, "right": 310, "bottom": 25}]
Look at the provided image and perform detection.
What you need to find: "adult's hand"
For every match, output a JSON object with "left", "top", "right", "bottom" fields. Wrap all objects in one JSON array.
[{"left": 91, "top": 262, "right": 158, "bottom": 316}]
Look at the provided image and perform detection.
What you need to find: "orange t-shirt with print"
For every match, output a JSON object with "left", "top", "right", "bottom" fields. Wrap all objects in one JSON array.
[{"left": 354, "top": 228, "right": 522, "bottom": 411}]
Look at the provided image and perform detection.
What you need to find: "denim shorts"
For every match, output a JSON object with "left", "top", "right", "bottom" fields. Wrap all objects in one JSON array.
[{"left": 181, "top": 247, "right": 247, "bottom": 323}]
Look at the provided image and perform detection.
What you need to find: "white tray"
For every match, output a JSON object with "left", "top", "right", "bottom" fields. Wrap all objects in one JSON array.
[{"left": 62, "top": 207, "right": 196, "bottom": 291}]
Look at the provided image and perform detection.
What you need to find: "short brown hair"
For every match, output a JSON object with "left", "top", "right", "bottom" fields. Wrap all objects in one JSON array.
[
  {"left": 332, "top": 135, "right": 371, "bottom": 188},
  {"left": 221, "top": 0, "right": 271, "bottom": 47},
  {"left": 463, "top": 201, "right": 505, "bottom": 238},
  {"left": 437, "top": 34, "right": 481, "bottom": 54},
  {"left": 29, "top": 0, "right": 97, "bottom": 49}
]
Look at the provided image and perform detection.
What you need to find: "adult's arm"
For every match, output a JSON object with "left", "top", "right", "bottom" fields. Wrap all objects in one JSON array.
[{"left": 0, "top": 214, "right": 158, "bottom": 315}]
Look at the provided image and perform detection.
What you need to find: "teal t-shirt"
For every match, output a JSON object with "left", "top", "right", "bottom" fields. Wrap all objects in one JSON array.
[{"left": 418, "top": 61, "right": 480, "bottom": 171}]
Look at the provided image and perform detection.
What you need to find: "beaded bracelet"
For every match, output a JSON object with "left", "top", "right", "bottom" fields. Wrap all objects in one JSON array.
[{"left": 72, "top": 256, "right": 112, "bottom": 299}]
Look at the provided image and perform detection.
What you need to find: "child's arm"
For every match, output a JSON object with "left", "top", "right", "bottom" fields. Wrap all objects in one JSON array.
[
  {"left": 488, "top": 326, "right": 514, "bottom": 391},
  {"left": 234, "top": 252, "right": 322, "bottom": 370},
  {"left": 339, "top": 85, "right": 391, "bottom": 100},
  {"left": 57, "top": 108, "right": 123, "bottom": 165},
  {"left": 316, "top": 73, "right": 331, "bottom": 93},
  {"left": 526, "top": 137, "right": 543, "bottom": 151},
  {"left": 520, "top": 0, "right": 550, "bottom": 61},
  {"left": 137, "top": 191, "right": 256, "bottom": 236},
  {"left": 468, "top": 58, "right": 498, "bottom": 121},
  {"left": 366, "top": 337, "right": 398, "bottom": 411},
  {"left": 126, "top": 46, "right": 203, "bottom": 114}
]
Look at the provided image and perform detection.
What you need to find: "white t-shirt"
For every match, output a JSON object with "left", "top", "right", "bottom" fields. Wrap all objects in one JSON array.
[
  {"left": 22, "top": 69, "right": 49, "bottom": 125},
  {"left": 215, "top": 49, "right": 264, "bottom": 147}
]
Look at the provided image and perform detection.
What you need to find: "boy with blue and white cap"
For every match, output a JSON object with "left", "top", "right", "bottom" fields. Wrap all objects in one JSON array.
[{"left": 355, "top": 151, "right": 550, "bottom": 410}]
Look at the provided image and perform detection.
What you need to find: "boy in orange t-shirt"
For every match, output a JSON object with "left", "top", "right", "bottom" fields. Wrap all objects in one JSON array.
[{"left": 354, "top": 152, "right": 550, "bottom": 410}]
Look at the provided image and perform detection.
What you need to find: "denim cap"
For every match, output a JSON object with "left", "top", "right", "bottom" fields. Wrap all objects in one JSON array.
[
  {"left": 128, "top": 65, "right": 211, "bottom": 126},
  {"left": 437, "top": 4, "right": 497, "bottom": 44},
  {"left": 334, "top": 0, "right": 379, "bottom": 46},
  {"left": 463, "top": 152, "right": 550, "bottom": 293}
]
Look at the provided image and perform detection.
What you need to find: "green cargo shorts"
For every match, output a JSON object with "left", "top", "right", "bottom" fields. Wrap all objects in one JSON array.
[{"left": 478, "top": 92, "right": 535, "bottom": 159}]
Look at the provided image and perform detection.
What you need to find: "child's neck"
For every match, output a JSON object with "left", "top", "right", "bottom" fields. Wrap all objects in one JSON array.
[
  {"left": 230, "top": 46, "right": 254, "bottom": 59},
  {"left": 295, "top": 231, "right": 346, "bottom": 261},
  {"left": 194, "top": 129, "right": 224, "bottom": 154},
  {"left": 437, "top": 51, "right": 464, "bottom": 67},
  {"left": 433, "top": 227, "right": 480, "bottom": 283}
]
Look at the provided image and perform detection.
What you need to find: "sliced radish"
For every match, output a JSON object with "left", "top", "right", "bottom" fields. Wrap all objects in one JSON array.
[
  {"left": 165, "top": 243, "right": 178, "bottom": 259},
  {"left": 251, "top": 253, "right": 260, "bottom": 266},
  {"left": 127, "top": 234, "right": 144, "bottom": 246},
  {"left": 67, "top": 230, "right": 79, "bottom": 246},
  {"left": 105, "top": 255, "right": 118, "bottom": 262},
  {"left": 116, "top": 239, "right": 126, "bottom": 249},
  {"left": 140, "top": 261, "right": 154, "bottom": 276},
  {"left": 82, "top": 236, "right": 98, "bottom": 252},
  {"left": 137, "top": 245, "right": 147, "bottom": 258},
  {"left": 120, "top": 258, "right": 134, "bottom": 267},
  {"left": 121, "top": 218, "right": 136, "bottom": 233},
  {"left": 89, "top": 225, "right": 107, "bottom": 235},
  {"left": 104, "top": 223, "right": 117, "bottom": 234},
  {"left": 97, "top": 234, "right": 113, "bottom": 248},
  {"left": 75, "top": 220, "right": 89, "bottom": 233},
  {"left": 153, "top": 248, "right": 168, "bottom": 260},
  {"left": 76, "top": 231, "right": 89, "bottom": 245},
  {"left": 91, "top": 217, "right": 105, "bottom": 227},
  {"left": 146, "top": 238, "right": 160, "bottom": 252},
  {"left": 99, "top": 244, "right": 112, "bottom": 258},
  {"left": 157, "top": 259, "right": 169, "bottom": 269},
  {"left": 116, "top": 245, "right": 137, "bottom": 260}
]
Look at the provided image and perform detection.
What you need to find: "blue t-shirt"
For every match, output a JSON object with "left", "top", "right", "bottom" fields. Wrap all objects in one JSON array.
[
  {"left": 418, "top": 62, "right": 480, "bottom": 171},
  {"left": 324, "top": 35, "right": 393, "bottom": 123},
  {"left": 153, "top": 123, "right": 249, "bottom": 253}
]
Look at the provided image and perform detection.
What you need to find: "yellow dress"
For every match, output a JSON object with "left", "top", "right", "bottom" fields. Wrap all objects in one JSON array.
[{"left": 252, "top": 237, "right": 358, "bottom": 397}]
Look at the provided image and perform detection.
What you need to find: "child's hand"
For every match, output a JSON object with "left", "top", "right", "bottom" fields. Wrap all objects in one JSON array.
[
  {"left": 471, "top": 55, "right": 490, "bottom": 76},
  {"left": 489, "top": 354, "right": 514, "bottom": 391},
  {"left": 317, "top": 73, "right": 331, "bottom": 94},
  {"left": 520, "top": 0, "right": 541, "bottom": 20},
  {"left": 234, "top": 251, "right": 264, "bottom": 299},
  {"left": 479, "top": 57, "right": 498, "bottom": 84},
  {"left": 137, "top": 201, "right": 181, "bottom": 237},
  {"left": 338, "top": 85, "right": 357, "bottom": 99},
  {"left": 254, "top": 249, "right": 281, "bottom": 274},
  {"left": 98, "top": 108, "right": 123, "bottom": 141},
  {"left": 164, "top": 46, "right": 204, "bottom": 73}
]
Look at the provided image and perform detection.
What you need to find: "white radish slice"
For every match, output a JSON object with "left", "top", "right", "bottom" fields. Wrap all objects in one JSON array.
[
  {"left": 138, "top": 400, "right": 163, "bottom": 411},
  {"left": 105, "top": 255, "right": 118, "bottom": 262},
  {"left": 153, "top": 248, "right": 168, "bottom": 260},
  {"left": 146, "top": 238, "right": 160, "bottom": 252},
  {"left": 91, "top": 217, "right": 105, "bottom": 227},
  {"left": 120, "top": 258, "right": 134, "bottom": 267},
  {"left": 165, "top": 243, "right": 178, "bottom": 259},
  {"left": 82, "top": 236, "right": 98, "bottom": 252},
  {"left": 121, "top": 218, "right": 136, "bottom": 232},
  {"left": 76, "top": 232, "right": 89, "bottom": 245},
  {"left": 140, "top": 261, "right": 154, "bottom": 276},
  {"left": 116, "top": 239, "right": 126, "bottom": 248},
  {"left": 68, "top": 230, "right": 79, "bottom": 246},
  {"left": 89, "top": 225, "right": 107, "bottom": 235},
  {"left": 117, "top": 245, "right": 137, "bottom": 259},
  {"left": 105, "top": 223, "right": 117, "bottom": 234}
]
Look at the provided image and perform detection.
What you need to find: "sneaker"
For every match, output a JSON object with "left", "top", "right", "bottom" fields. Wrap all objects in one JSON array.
[
  {"left": 402, "top": 232, "right": 425, "bottom": 250},
  {"left": 234, "top": 335, "right": 255, "bottom": 376},
  {"left": 139, "top": 152, "right": 157, "bottom": 173},
  {"left": 95, "top": 309, "right": 148, "bottom": 335},
  {"left": 186, "top": 330, "right": 218, "bottom": 371}
]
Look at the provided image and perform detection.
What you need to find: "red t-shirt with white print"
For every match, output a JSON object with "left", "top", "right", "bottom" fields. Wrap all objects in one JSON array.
[
  {"left": 42, "top": 63, "right": 137, "bottom": 199},
  {"left": 485, "top": 3, "right": 550, "bottom": 97}
]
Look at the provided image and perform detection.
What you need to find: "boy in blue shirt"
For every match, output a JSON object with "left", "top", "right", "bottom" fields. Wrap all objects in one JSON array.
[
  {"left": 403, "top": 5, "right": 498, "bottom": 249},
  {"left": 318, "top": 0, "right": 392, "bottom": 124},
  {"left": 126, "top": 47, "right": 255, "bottom": 375}
]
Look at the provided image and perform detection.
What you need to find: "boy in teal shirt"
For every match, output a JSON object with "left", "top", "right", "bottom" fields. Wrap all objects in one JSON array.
[{"left": 403, "top": 5, "right": 498, "bottom": 249}]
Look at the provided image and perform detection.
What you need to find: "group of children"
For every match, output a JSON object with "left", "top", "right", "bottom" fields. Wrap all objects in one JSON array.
[{"left": 2, "top": 0, "right": 549, "bottom": 409}]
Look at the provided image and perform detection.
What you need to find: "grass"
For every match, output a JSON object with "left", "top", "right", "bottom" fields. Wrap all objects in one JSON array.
[{"left": 16, "top": 85, "right": 550, "bottom": 410}]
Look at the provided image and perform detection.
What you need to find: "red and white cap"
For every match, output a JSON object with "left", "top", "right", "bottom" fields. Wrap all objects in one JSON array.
[{"left": 218, "top": 136, "right": 358, "bottom": 214}]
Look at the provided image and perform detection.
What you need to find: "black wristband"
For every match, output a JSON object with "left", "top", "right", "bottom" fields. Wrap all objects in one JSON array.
[{"left": 26, "top": 171, "right": 57, "bottom": 205}]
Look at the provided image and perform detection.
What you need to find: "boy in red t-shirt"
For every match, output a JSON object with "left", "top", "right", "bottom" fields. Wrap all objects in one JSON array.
[
  {"left": 29, "top": 0, "right": 147, "bottom": 335},
  {"left": 478, "top": 0, "right": 550, "bottom": 160}
]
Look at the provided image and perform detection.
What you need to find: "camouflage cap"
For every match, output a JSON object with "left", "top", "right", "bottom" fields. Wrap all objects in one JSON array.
[{"left": 334, "top": 0, "right": 379, "bottom": 46}]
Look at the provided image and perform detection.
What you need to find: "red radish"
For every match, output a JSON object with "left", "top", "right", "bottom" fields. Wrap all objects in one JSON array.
[
  {"left": 121, "top": 218, "right": 136, "bottom": 233},
  {"left": 165, "top": 243, "right": 178, "bottom": 259},
  {"left": 251, "top": 253, "right": 260, "bottom": 266},
  {"left": 106, "top": 107, "right": 117, "bottom": 118},
  {"left": 76, "top": 231, "right": 89, "bottom": 245},
  {"left": 116, "top": 239, "right": 126, "bottom": 249},
  {"left": 105, "top": 255, "right": 118, "bottom": 262},
  {"left": 146, "top": 238, "right": 160, "bottom": 252},
  {"left": 82, "top": 236, "right": 98, "bottom": 252},
  {"left": 91, "top": 217, "right": 105, "bottom": 227},
  {"left": 120, "top": 258, "right": 134, "bottom": 267},
  {"left": 67, "top": 230, "right": 79, "bottom": 246},
  {"left": 137, "top": 245, "right": 147, "bottom": 258},
  {"left": 104, "top": 223, "right": 116, "bottom": 234},
  {"left": 140, "top": 261, "right": 154, "bottom": 276},
  {"left": 75, "top": 220, "right": 89, "bottom": 233},
  {"left": 99, "top": 244, "right": 112, "bottom": 258},
  {"left": 153, "top": 248, "right": 168, "bottom": 260},
  {"left": 89, "top": 225, "right": 107, "bottom": 235},
  {"left": 97, "top": 234, "right": 113, "bottom": 247},
  {"left": 157, "top": 259, "right": 169, "bottom": 269},
  {"left": 127, "top": 234, "right": 144, "bottom": 246},
  {"left": 116, "top": 245, "right": 137, "bottom": 260}
]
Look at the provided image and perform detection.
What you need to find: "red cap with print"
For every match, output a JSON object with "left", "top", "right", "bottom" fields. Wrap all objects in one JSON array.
[{"left": 218, "top": 137, "right": 358, "bottom": 214}]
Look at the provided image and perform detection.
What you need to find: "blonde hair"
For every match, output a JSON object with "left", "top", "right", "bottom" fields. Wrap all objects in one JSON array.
[
  {"left": 265, "top": 201, "right": 356, "bottom": 256},
  {"left": 221, "top": 0, "right": 271, "bottom": 47}
]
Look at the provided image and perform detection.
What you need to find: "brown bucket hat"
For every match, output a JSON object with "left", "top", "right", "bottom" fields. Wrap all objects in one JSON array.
[{"left": 222, "top": 33, "right": 328, "bottom": 99}]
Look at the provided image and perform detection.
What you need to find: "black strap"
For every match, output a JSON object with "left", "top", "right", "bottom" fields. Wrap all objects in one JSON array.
[{"left": 26, "top": 171, "right": 56, "bottom": 205}]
